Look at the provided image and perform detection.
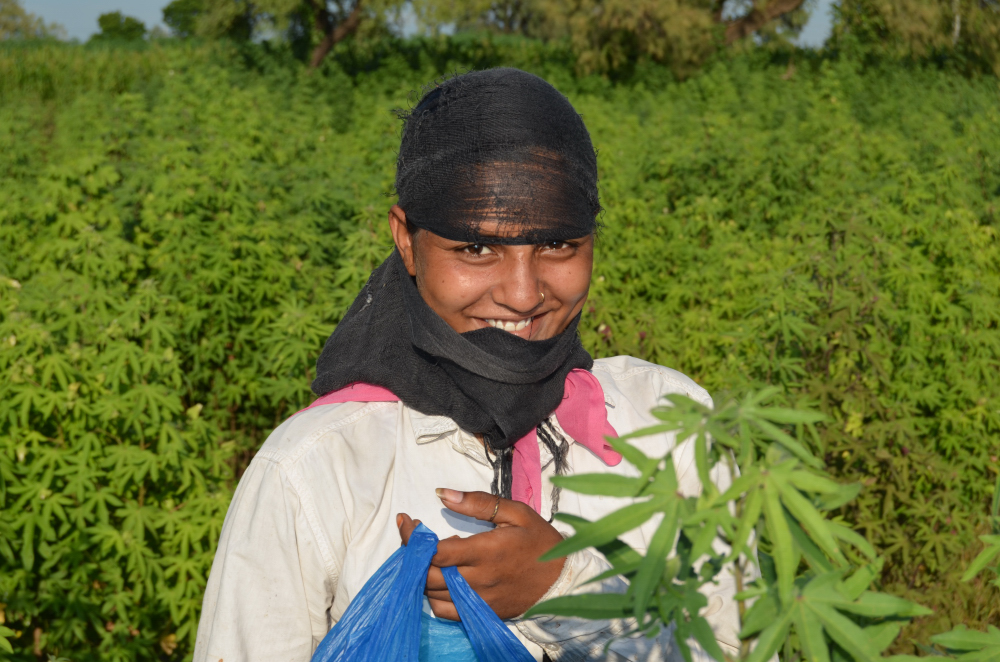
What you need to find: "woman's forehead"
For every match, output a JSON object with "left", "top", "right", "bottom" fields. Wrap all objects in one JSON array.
[{"left": 418, "top": 220, "right": 594, "bottom": 246}]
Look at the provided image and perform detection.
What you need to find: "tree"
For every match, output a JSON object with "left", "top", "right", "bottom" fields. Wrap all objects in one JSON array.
[
  {"left": 411, "top": 0, "right": 813, "bottom": 77},
  {"left": 412, "top": 0, "right": 545, "bottom": 35},
  {"left": 832, "top": 0, "right": 1000, "bottom": 74},
  {"left": 91, "top": 11, "right": 148, "bottom": 42},
  {"left": 0, "top": 0, "right": 65, "bottom": 40},
  {"left": 164, "top": 0, "right": 205, "bottom": 38},
  {"left": 303, "top": 0, "right": 366, "bottom": 67},
  {"left": 197, "top": 0, "right": 403, "bottom": 68}
]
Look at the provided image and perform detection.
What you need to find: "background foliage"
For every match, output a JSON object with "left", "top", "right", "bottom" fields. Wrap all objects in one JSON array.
[
  {"left": 0, "top": 0, "right": 64, "bottom": 41},
  {"left": 0, "top": 34, "right": 998, "bottom": 661},
  {"left": 162, "top": 0, "right": 1000, "bottom": 76}
]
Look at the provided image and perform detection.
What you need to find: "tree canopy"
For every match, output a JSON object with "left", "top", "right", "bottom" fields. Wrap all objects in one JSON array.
[
  {"left": 161, "top": 0, "right": 1000, "bottom": 75},
  {"left": 90, "top": 11, "right": 148, "bottom": 42},
  {"left": 0, "top": 0, "right": 64, "bottom": 40},
  {"left": 833, "top": 0, "right": 1000, "bottom": 75}
]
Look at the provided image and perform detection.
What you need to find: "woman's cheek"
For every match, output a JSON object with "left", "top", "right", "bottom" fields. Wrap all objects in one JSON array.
[{"left": 423, "top": 262, "right": 493, "bottom": 327}]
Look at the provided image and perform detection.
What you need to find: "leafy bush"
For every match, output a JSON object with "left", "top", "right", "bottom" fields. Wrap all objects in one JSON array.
[
  {"left": 529, "top": 392, "right": 1000, "bottom": 662},
  {"left": 0, "top": 39, "right": 997, "bottom": 660},
  {"left": 530, "top": 392, "right": 931, "bottom": 662},
  {"left": 578, "top": 57, "right": 1000, "bottom": 644}
]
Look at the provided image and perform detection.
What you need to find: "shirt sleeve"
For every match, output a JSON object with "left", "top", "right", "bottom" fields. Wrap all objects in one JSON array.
[{"left": 193, "top": 455, "right": 336, "bottom": 662}]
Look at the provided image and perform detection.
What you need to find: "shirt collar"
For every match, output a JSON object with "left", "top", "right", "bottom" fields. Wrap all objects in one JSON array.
[
  {"left": 408, "top": 409, "right": 490, "bottom": 465},
  {"left": 407, "top": 389, "right": 612, "bottom": 466}
]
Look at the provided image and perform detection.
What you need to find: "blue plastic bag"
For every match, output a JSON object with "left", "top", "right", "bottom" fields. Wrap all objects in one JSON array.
[{"left": 311, "top": 523, "right": 535, "bottom": 662}]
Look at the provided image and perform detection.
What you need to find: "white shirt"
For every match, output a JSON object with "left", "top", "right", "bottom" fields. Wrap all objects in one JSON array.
[{"left": 193, "top": 355, "right": 745, "bottom": 662}]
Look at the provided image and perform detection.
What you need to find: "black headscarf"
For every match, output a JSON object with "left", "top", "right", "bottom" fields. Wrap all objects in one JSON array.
[
  {"left": 312, "top": 68, "right": 600, "bottom": 498},
  {"left": 395, "top": 67, "right": 601, "bottom": 245}
]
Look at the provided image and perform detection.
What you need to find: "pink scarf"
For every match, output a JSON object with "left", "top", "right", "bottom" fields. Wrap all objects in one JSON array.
[{"left": 301, "top": 369, "right": 621, "bottom": 513}]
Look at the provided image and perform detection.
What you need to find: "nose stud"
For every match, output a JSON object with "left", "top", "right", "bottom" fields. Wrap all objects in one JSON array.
[{"left": 539, "top": 292, "right": 545, "bottom": 302}]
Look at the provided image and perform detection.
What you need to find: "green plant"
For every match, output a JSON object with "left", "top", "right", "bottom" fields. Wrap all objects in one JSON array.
[
  {"left": 529, "top": 392, "right": 986, "bottom": 662},
  {"left": 0, "top": 38, "right": 997, "bottom": 661},
  {"left": 91, "top": 11, "right": 148, "bottom": 42},
  {"left": 528, "top": 392, "right": 920, "bottom": 661}
]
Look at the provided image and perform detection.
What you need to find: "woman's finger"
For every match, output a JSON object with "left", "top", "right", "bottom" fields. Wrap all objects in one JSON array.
[
  {"left": 435, "top": 489, "right": 533, "bottom": 527},
  {"left": 425, "top": 588, "right": 452, "bottom": 602},
  {"left": 396, "top": 513, "right": 421, "bottom": 546},
  {"left": 425, "top": 565, "right": 448, "bottom": 591},
  {"left": 428, "top": 598, "right": 460, "bottom": 622},
  {"left": 430, "top": 533, "right": 485, "bottom": 568}
]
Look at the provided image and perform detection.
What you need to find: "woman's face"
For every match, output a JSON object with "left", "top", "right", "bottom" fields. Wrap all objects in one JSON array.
[{"left": 389, "top": 205, "right": 593, "bottom": 341}]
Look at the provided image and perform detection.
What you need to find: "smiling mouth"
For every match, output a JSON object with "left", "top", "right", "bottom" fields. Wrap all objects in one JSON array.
[{"left": 483, "top": 317, "right": 533, "bottom": 333}]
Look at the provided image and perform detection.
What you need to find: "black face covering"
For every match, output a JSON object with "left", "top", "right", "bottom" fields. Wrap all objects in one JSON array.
[
  {"left": 311, "top": 251, "right": 593, "bottom": 451},
  {"left": 312, "top": 68, "right": 600, "bottom": 499}
]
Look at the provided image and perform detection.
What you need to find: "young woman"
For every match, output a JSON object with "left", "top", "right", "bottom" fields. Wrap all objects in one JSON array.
[{"left": 193, "top": 68, "right": 743, "bottom": 662}]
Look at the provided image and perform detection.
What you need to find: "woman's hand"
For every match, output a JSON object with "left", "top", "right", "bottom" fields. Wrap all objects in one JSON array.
[{"left": 396, "top": 489, "right": 566, "bottom": 621}]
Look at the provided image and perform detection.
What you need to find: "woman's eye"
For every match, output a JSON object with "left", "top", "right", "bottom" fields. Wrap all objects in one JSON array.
[
  {"left": 543, "top": 241, "right": 571, "bottom": 251},
  {"left": 462, "top": 244, "right": 495, "bottom": 256}
]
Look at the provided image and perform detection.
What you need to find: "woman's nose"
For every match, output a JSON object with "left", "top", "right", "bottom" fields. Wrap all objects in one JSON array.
[{"left": 493, "top": 248, "right": 544, "bottom": 313}]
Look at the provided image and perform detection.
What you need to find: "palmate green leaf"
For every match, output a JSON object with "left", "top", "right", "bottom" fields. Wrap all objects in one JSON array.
[
  {"left": 727, "top": 485, "right": 763, "bottom": 561},
  {"left": 786, "top": 470, "right": 850, "bottom": 496},
  {"left": 866, "top": 621, "right": 905, "bottom": 654},
  {"left": 786, "top": 510, "right": 835, "bottom": 572},
  {"left": 835, "top": 591, "right": 932, "bottom": 619},
  {"left": 932, "top": 625, "right": 1000, "bottom": 651},
  {"left": 552, "top": 515, "right": 646, "bottom": 583},
  {"left": 763, "top": 478, "right": 797, "bottom": 605},
  {"left": 826, "top": 520, "right": 878, "bottom": 561},
  {"left": 716, "top": 466, "right": 763, "bottom": 504},
  {"left": 20, "top": 518, "right": 34, "bottom": 571},
  {"left": 744, "top": 606, "right": 794, "bottom": 662},
  {"left": 955, "top": 649, "right": 1000, "bottom": 662},
  {"left": 631, "top": 497, "right": 680, "bottom": 621},
  {"left": 750, "top": 417, "right": 823, "bottom": 469},
  {"left": 961, "top": 538, "right": 1000, "bottom": 582},
  {"left": 754, "top": 407, "right": 827, "bottom": 426},
  {"left": 694, "top": 429, "right": 712, "bottom": 494},
  {"left": 814, "top": 483, "right": 863, "bottom": 512},
  {"left": 807, "top": 602, "right": 880, "bottom": 662},
  {"left": 688, "top": 508, "right": 727, "bottom": 561},
  {"left": 645, "top": 456, "right": 679, "bottom": 496},
  {"left": 0, "top": 626, "right": 14, "bottom": 654},
  {"left": 778, "top": 481, "right": 847, "bottom": 566},
  {"left": 690, "top": 615, "right": 728, "bottom": 662},
  {"left": 550, "top": 473, "right": 643, "bottom": 497},
  {"left": 837, "top": 559, "right": 884, "bottom": 601},
  {"left": 794, "top": 600, "right": 832, "bottom": 662},
  {"left": 525, "top": 592, "right": 632, "bottom": 620},
  {"left": 587, "top": 552, "right": 644, "bottom": 584},
  {"left": 546, "top": 496, "right": 665, "bottom": 561},
  {"left": 740, "top": 589, "right": 779, "bottom": 638},
  {"left": 607, "top": 436, "right": 660, "bottom": 481}
]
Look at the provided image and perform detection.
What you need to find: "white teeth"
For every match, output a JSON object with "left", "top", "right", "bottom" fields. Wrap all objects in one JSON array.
[{"left": 485, "top": 318, "right": 532, "bottom": 333}]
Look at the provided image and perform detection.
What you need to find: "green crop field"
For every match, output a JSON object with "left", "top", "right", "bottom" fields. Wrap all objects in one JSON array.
[{"left": 1, "top": 38, "right": 998, "bottom": 661}]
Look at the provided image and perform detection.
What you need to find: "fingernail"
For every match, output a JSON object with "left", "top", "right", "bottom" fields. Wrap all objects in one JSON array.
[{"left": 435, "top": 488, "right": 464, "bottom": 504}]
